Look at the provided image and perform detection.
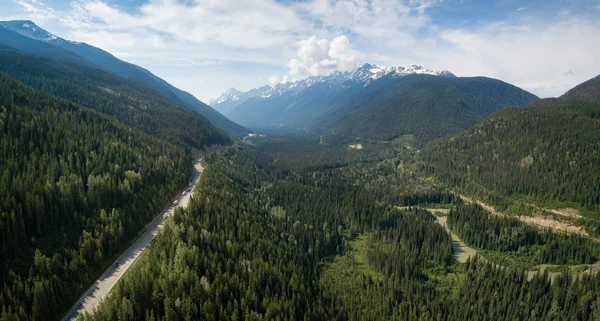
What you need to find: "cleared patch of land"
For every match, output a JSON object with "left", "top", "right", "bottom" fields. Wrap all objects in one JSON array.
[
  {"left": 551, "top": 207, "right": 582, "bottom": 219},
  {"left": 395, "top": 206, "right": 450, "bottom": 215},
  {"left": 457, "top": 193, "right": 588, "bottom": 236},
  {"left": 526, "top": 261, "right": 600, "bottom": 282},
  {"left": 519, "top": 215, "right": 587, "bottom": 236},
  {"left": 319, "top": 233, "right": 387, "bottom": 316},
  {"left": 347, "top": 143, "right": 364, "bottom": 150},
  {"left": 526, "top": 203, "right": 583, "bottom": 219}
]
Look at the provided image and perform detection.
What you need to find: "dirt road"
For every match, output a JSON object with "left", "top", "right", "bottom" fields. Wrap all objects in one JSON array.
[
  {"left": 456, "top": 193, "right": 588, "bottom": 236},
  {"left": 435, "top": 215, "right": 478, "bottom": 263},
  {"left": 62, "top": 160, "right": 204, "bottom": 321}
]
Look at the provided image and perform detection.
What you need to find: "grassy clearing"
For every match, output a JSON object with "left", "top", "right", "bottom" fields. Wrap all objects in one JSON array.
[
  {"left": 319, "top": 233, "right": 390, "bottom": 319},
  {"left": 320, "top": 232, "right": 466, "bottom": 318},
  {"left": 322, "top": 233, "right": 386, "bottom": 283},
  {"left": 424, "top": 264, "right": 466, "bottom": 298}
]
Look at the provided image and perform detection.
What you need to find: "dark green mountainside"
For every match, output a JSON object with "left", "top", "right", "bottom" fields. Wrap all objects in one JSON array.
[
  {"left": 0, "top": 50, "right": 230, "bottom": 148},
  {"left": 0, "top": 74, "right": 192, "bottom": 319},
  {"left": 321, "top": 75, "right": 539, "bottom": 147},
  {"left": 417, "top": 76, "right": 600, "bottom": 218},
  {"left": 52, "top": 41, "right": 248, "bottom": 137}
]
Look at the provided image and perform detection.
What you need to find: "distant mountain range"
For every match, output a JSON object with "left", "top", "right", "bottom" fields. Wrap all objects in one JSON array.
[
  {"left": 210, "top": 63, "right": 455, "bottom": 114},
  {"left": 0, "top": 20, "right": 248, "bottom": 137},
  {"left": 211, "top": 62, "right": 537, "bottom": 147}
]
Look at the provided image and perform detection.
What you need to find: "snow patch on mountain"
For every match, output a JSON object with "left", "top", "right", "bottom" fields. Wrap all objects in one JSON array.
[
  {"left": 211, "top": 63, "right": 454, "bottom": 109},
  {"left": 0, "top": 20, "right": 64, "bottom": 43}
]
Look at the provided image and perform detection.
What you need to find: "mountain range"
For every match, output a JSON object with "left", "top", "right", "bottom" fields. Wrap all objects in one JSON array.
[
  {"left": 0, "top": 20, "right": 248, "bottom": 137},
  {"left": 210, "top": 63, "right": 455, "bottom": 115},
  {"left": 212, "top": 63, "right": 537, "bottom": 147}
]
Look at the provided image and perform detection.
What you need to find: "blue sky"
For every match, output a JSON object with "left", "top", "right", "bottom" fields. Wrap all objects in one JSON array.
[{"left": 1, "top": 0, "right": 599, "bottom": 102}]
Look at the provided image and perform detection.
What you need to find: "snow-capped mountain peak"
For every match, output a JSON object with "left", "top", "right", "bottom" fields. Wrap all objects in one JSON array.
[
  {"left": 0, "top": 20, "right": 64, "bottom": 43},
  {"left": 210, "top": 63, "right": 455, "bottom": 113}
]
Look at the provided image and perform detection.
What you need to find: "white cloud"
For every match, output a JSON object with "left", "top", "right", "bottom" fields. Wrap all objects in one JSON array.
[
  {"left": 285, "top": 35, "right": 357, "bottom": 79},
  {"left": 268, "top": 75, "right": 280, "bottom": 86},
  {"left": 13, "top": 0, "right": 58, "bottom": 23},
  {"left": 429, "top": 18, "right": 600, "bottom": 97},
  {"left": 67, "top": 0, "right": 306, "bottom": 49},
  {"left": 300, "top": 0, "right": 437, "bottom": 49}
]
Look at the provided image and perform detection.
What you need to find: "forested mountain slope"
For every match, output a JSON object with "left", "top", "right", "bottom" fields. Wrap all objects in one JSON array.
[
  {"left": 51, "top": 40, "right": 248, "bottom": 137},
  {"left": 561, "top": 75, "right": 600, "bottom": 103},
  {"left": 0, "top": 20, "right": 248, "bottom": 137},
  {"left": 0, "top": 74, "right": 193, "bottom": 319},
  {"left": 417, "top": 76, "right": 600, "bottom": 217},
  {"left": 321, "top": 75, "right": 539, "bottom": 147},
  {"left": 0, "top": 50, "right": 230, "bottom": 148}
]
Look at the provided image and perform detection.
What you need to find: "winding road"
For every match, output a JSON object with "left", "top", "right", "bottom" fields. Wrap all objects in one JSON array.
[{"left": 62, "top": 160, "right": 204, "bottom": 321}]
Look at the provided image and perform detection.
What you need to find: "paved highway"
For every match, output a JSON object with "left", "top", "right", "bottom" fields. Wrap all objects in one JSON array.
[{"left": 62, "top": 160, "right": 204, "bottom": 320}]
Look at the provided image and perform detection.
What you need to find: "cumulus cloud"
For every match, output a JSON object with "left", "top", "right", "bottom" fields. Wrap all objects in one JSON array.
[{"left": 286, "top": 35, "right": 358, "bottom": 80}]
